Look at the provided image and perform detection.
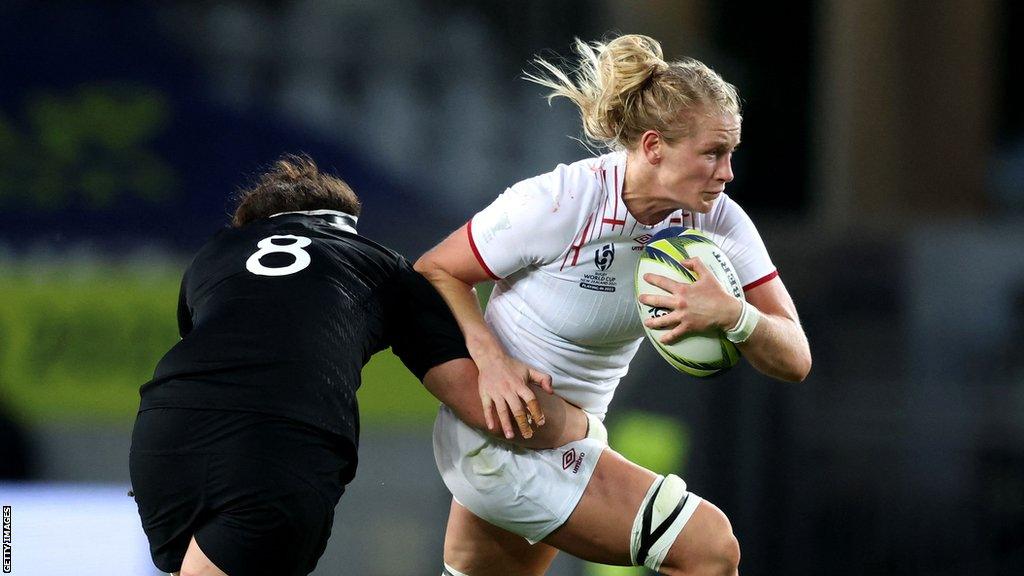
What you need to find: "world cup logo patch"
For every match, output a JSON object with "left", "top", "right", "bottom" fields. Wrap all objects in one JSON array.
[{"left": 595, "top": 244, "right": 614, "bottom": 270}]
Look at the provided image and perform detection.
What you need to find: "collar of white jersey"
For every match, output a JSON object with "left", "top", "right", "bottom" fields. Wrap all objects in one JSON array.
[{"left": 269, "top": 209, "right": 358, "bottom": 234}]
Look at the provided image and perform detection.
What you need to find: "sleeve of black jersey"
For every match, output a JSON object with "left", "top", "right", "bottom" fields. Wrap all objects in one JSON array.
[
  {"left": 176, "top": 272, "right": 193, "bottom": 338},
  {"left": 384, "top": 261, "right": 470, "bottom": 381}
]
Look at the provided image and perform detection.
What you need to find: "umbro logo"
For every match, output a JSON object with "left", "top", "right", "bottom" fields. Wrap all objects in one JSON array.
[
  {"left": 632, "top": 234, "right": 653, "bottom": 251},
  {"left": 562, "top": 448, "right": 586, "bottom": 474}
]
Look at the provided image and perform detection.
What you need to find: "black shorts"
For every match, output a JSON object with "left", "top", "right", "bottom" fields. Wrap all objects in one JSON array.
[{"left": 129, "top": 408, "right": 355, "bottom": 576}]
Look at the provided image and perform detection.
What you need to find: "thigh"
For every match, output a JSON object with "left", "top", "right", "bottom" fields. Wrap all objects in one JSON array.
[
  {"left": 444, "top": 499, "right": 560, "bottom": 576},
  {"left": 177, "top": 536, "right": 229, "bottom": 576},
  {"left": 543, "top": 449, "right": 730, "bottom": 571},
  {"left": 130, "top": 450, "right": 210, "bottom": 574},
  {"left": 434, "top": 406, "right": 606, "bottom": 543},
  {"left": 136, "top": 450, "right": 338, "bottom": 576},
  {"left": 542, "top": 448, "right": 657, "bottom": 565},
  {"left": 197, "top": 452, "right": 340, "bottom": 576},
  {"left": 131, "top": 408, "right": 350, "bottom": 576}
]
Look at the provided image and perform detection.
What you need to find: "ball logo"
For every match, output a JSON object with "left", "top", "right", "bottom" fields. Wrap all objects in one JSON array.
[
  {"left": 648, "top": 307, "right": 670, "bottom": 319},
  {"left": 595, "top": 244, "right": 614, "bottom": 271}
]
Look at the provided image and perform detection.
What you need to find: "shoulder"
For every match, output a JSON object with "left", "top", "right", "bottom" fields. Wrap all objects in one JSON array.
[
  {"left": 506, "top": 152, "right": 619, "bottom": 213},
  {"left": 705, "top": 193, "right": 755, "bottom": 229}
]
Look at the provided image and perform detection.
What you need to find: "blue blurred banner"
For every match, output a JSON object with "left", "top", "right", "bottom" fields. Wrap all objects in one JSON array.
[{"left": 0, "top": 2, "right": 441, "bottom": 256}]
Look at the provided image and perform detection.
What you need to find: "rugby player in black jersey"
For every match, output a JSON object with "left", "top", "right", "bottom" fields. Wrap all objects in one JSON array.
[{"left": 129, "top": 154, "right": 595, "bottom": 576}]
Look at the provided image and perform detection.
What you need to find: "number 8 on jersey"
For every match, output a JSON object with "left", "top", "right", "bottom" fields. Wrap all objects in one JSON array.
[{"left": 246, "top": 235, "right": 313, "bottom": 276}]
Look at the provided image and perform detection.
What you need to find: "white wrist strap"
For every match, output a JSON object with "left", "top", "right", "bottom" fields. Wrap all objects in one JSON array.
[{"left": 724, "top": 300, "right": 761, "bottom": 343}]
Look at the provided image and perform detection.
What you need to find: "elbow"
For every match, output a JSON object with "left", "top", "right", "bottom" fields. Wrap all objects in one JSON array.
[
  {"left": 413, "top": 253, "right": 432, "bottom": 274},
  {"left": 786, "top": 351, "right": 812, "bottom": 383},
  {"left": 765, "top": 345, "right": 811, "bottom": 383},
  {"left": 414, "top": 252, "right": 443, "bottom": 280}
]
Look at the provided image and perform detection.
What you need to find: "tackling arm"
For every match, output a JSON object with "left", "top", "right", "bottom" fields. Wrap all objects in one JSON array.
[
  {"left": 415, "top": 224, "right": 555, "bottom": 440},
  {"left": 422, "top": 358, "right": 589, "bottom": 449}
]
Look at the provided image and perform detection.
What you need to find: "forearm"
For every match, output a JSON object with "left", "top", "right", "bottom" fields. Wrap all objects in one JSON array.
[
  {"left": 422, "top": 359, "right": 588, "bottom": 448},
  {"left": 736, "top": 311, "right": 811, "bottom": 382},
  {"left": 414, "top": 260, "right": 507, "bottom": 364},
  {"left": 415, "top": 232, "right": 559, "bottom": 438}
]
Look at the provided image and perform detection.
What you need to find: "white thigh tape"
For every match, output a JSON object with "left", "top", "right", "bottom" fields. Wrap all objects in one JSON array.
[
  {"left": 585, "top": 411, "right": 608, "bottom": 444},
  {"left": 630, "top": 474, "right": 702, "bottom": 571}
]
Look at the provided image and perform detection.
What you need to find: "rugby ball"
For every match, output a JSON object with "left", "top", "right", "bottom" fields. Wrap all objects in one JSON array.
[{"left": 635, "top": 228, "right": 742, "bottom": 377}]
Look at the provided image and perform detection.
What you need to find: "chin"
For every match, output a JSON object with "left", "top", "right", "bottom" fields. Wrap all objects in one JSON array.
[{"left": 692, "top": 200, "right": 716, "bottom": 214}]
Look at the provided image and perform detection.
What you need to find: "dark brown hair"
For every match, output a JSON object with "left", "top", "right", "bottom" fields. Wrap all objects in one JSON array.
[{"left": 231, "top": 153, "right": 362, "bottom": 227}]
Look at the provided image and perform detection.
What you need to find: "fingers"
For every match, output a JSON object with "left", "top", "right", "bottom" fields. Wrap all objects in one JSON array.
[
  {"left": 481, "top": 395, "right": 495, "bottom": 431},
  {"left": 494, "top": 402, "right": 516, "bottom": 440},
  {"left": 512, "top": 409, "right": 534, "bottom": 439},
  {"left": 498, "top": 390, "right": 547, "bottom": 440},
  {"left": 680, "top": 257, "right": 706, "bottom": 273},
  {"left": 644, "top": 312, "right": 679, "bottom": 330},
  {"left": 512, "top": 386, "right": 545, "bottom": 438},
  {"left": 643, "top": 272, "right": 682, "bottom": 292},
  {"left": 659, "top": 326, "right": 687, "bottom": 345},
  {"left": 479, "top": 360, "right": 554, "bottom": 440},
  {"left": 526, "top": 398, "right": 544, "bottom": 428},
  {"left": 529, "top": 369, "right": 554, "bottom": 394},
  {"left": 638, "top": 293, "right": 678, "bottom": 310}
]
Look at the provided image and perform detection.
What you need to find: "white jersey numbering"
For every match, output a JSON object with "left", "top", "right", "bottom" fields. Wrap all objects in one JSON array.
[{"left": 469, "top": 151, "right": 777, "bottom": 417}]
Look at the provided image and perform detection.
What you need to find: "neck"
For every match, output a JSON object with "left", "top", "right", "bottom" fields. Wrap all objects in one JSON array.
[{"left": 622, "top": 153, "right": 674, "bottom": 225}]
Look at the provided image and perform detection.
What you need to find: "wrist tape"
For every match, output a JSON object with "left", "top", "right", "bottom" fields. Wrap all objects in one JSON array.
[{"left": 724, "top": 300, "right": 761, "bottom": 344}]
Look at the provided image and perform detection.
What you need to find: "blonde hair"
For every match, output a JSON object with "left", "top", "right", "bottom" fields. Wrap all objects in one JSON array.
[{"left": 524, "top": 34, "right": 741, "bottom": 151}]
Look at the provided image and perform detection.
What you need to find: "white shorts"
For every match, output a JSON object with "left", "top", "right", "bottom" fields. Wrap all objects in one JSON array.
[{"left": 433, "top": 404, "right": 608, "bottom": 544}]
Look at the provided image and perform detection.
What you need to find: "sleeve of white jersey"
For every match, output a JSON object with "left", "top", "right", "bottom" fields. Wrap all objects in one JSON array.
[
  {"left": 707, "top": 195, "right": 778, "bottom": 291},
  {"left": 468, "top": 163, "right": 588, "bottom": 279}
]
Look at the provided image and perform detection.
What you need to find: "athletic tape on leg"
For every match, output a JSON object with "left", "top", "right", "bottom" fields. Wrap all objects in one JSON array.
[
  {"left": 630, "top": 474, "right": 703, "bottom": 571},
  {"left": 585, "top": 411, "right": 608, "bottom": 444}
]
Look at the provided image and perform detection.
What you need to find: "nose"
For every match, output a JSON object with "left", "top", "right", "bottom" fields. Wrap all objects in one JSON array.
[{"left": 715, "top": 155, "right": 734, "bottom": 183}]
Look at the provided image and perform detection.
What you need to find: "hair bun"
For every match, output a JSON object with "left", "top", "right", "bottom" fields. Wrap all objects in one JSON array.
[{"left": 524, "top": 34, "right": 739, "bottom": 150}]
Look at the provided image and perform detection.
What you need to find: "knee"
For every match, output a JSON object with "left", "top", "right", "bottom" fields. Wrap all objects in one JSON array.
[
  {"left": 700, "top": 511, "right": 741, "bottom": 576},
  {"left": 713, "top": 526, "right": 741, "bottom": 576},
  {"left": 663, "top": 504, "right": 740, "bottom": 576}
]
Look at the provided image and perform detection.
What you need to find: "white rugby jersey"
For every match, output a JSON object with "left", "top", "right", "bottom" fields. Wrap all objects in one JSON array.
[{"left": 469, "top": 151, "right": 777, "bottom": 417}]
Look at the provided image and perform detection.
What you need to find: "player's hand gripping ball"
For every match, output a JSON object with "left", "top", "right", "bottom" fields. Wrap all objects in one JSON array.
[{"left": 635, "top": 228, "right": 743, "bottom": 377}]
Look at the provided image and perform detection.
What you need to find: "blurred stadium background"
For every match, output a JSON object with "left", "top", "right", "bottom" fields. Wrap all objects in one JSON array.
[{"left": 1, "top": 0, "right": 1022, "bottom": 574}]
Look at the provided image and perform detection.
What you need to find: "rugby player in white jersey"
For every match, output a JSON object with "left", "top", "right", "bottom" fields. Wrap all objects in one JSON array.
[{"left": 415, "top": 34, "right": 812, "bottom": 576}]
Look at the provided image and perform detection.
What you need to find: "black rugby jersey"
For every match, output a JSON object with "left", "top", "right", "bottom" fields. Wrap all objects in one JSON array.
[{"left": 138, "top": 211, "right": 468, "bottom": 451}]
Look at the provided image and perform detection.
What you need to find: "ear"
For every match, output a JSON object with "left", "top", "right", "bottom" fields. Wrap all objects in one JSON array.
[{"left": 639, "top": 130, "right": 662, "bottom": 165}]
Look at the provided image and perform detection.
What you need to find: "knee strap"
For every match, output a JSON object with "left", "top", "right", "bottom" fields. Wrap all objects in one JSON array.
[
  {"left": 442, "top": 563, "right": 470, "bottom": 576},
  {"left": 630, "top": 474, "right": 702, "bottom": 571}
]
